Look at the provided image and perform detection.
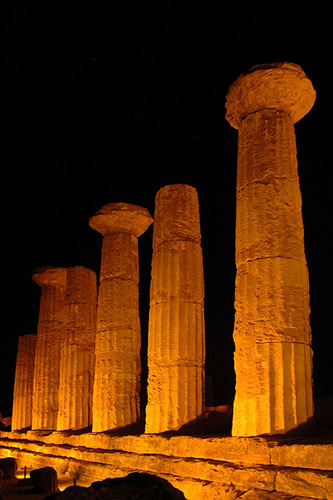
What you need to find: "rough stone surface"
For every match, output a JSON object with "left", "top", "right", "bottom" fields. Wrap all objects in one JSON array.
[
  {"left": 1, "top": 432, "right": 332, "bottom": 499},
  {"left": 145, "top": 184, "right": 205, "bottom": 433},
  {"left": 225, "top": 62, "right": 316, "bottom": 129},
  {"left": 11, "top": 334, "right": 37, "bottom": 431},
  {"left": 32, "top": 267, "right": 67, "bottom": 430},
  {"left": 57, "top": 266, "right": 97, "bottom": 431},
  {"left": 225, "top": 63, "right": 315, "bottom": 436},
  {"left": 89, "top": 203, "right": 152, "bottom": 432}
]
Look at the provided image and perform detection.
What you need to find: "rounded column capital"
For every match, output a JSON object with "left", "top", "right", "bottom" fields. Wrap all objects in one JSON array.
[
  {"left": 89, "top": 202, "right": 153, "bottom": 237},
  {"left": 225, "top": 62, "right": 316, "bottom": 129},
  {"left": 32, "top": 267, "right": 67, "bottom": 287}
]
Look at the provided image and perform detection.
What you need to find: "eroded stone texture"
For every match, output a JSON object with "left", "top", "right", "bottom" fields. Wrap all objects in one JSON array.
[
  {"left": 145, "top": 184, "right": 205, "bottom": 433},
  {"left": 32, "top": 267, "right": 67, "bottom": 430},
  {"left": 225, "top": 63, "right": 316, "bottom": 436},
  {"left": 57, "top": 266, "right": 97, "bottom": 431},
  {"left": 11, "top": 335, "right": 37, "bottom": 431},
  {"left": 89, "top": 203, "right": 153, "bottom": 432}
]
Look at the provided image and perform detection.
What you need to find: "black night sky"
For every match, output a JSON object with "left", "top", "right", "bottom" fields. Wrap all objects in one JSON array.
[{"left": 1, "top": 4, "right": 332, "bottom": 417}]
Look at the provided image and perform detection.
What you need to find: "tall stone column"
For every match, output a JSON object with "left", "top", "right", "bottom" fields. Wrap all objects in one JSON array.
[
  {"left": 145, "top": 184, "right": 205, "bottom": 433},
  {"left": 89, "top": 202, "right": 153, "bottom": 432},
  {"left": 57, "top": 266, "right": 97, "bottom": 431},
  {"left": 32, "top": 267, "right": 67, "bottom": 430},
  {"left": 11, "top": 334, "right": 37, "bottom": 431},
  {"left": 225, "top": 62, "right": 316, "bottom": 436}
]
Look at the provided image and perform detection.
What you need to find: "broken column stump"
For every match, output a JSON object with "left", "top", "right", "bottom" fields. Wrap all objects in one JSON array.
[
  {"left": 145, "top": 184, "right": 205, "bottom": 433},
  {"left": 225, "top": 62, "right": 316, "bottom": 436}
]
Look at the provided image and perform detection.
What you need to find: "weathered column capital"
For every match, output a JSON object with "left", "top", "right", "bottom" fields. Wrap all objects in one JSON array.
[
  {"left": 89, "top": 202, "right": 153, "bottom": 237},
  {"left": 225, "top": 62, "right": 316, "bottom": 129},
  {"left": 32, "top": 267, "right": 67, "bottom": 287}
]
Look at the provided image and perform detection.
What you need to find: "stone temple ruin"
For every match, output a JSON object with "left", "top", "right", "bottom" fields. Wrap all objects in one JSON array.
[{"left": 1, "top": 63, "right": 332, "bottom": 499}]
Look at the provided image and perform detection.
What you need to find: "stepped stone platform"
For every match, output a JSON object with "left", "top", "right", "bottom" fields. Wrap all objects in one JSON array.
[{"left": 0, "top": 430, "right": 332, "bottom": 499}]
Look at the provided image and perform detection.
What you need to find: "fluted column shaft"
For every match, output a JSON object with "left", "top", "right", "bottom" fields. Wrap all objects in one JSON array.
[
  {"left": 90, "top": 203, "right": 153, "bottom": 432},
  {"left": 11, "top": 335, "right": 37, "bottom": 431},
  {"left": 145, "top": 184, "right": 205, "bottom": 433},
  {"left": 225, "top": 63, "right": 316, "bottom": 436},
  {"left": 57, "top": 266, "right": 97, "bottom": 430},
  {"left": 32, "top": 267, "right": 67, "bottom": 430}
]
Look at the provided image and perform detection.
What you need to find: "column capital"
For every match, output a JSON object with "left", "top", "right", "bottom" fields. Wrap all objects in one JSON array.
[
  {"left": 32, "top": 267, "right": 67, "bottom": 287},
  {"left": 89, "top": 202, "right": 153, "bottom": 237},
  {"left": 225, "top": 62, "right": 316, "bottom": 129}
]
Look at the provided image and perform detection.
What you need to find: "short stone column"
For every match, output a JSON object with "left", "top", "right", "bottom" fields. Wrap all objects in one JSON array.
[
  {"left": 89, "top": 203, "right": 153, "bottom": 432},
  {"left": 32, "top": 267, "right": 67, "bottom": 430},
  {"left": 57, "top": 266, "right": 97, "bottom": 430},
  {"left": 225, "top": 62, "right": 316, "bottom": 436},
  {"left": 145, "top": 184, "right": 205, "bottom": 433},
  {"left": 11, "top": 334, "right": 37, "bottom": 431}
]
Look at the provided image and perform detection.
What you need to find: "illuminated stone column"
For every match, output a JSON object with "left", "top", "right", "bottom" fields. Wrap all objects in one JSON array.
[
  {"left": 32, "top": 267, "right": 67, "bottom": 430},
  {"left": 90, "top": 203, "right": 153, "bottom": 432},
  {"left": 11, "top": 335, "right": 37, "bottom": 431},
  {"left": 57, "top": 266, "right": 97, "bottom": 430},
  {"left": 225, "top": 63, "right": 316, "bottom": 436},
  {"left": 145, "top": 184, "right": 205, "bottom": 433}
]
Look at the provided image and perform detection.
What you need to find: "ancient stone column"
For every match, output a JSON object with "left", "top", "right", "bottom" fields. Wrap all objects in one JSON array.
[
  {"left": 11, "top": 334, "right": 37, "bottom": 431},
  {"left": 32, "top": 267, "right": 67, "bottom": 430},
  {"left": 225, "top": 62, "right": 316, "bottom": 436},
  {"left": 145, "top": 184, "right": 205, "bottom": 433},
  {"left": 89, "top": 203, "right": 153, "bottom": 432},
  {"left": 57, "top": 266, "right": 97, "bottom": 431}
]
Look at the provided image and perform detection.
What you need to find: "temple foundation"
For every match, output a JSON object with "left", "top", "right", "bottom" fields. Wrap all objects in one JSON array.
[
  {"left": 11, "top": 334, "right": 37, "bottom": 431},
  {"left": 57, "top": 266, "right": 97, "bottom": 431},
  {"left": 1, "top": 430, "right": 332, "bottom": 500},
  {"left": 145, "top": 184, "right": 205, "bottom": 433},
  {"left": 225, "top": 62, "right": 316, "bottom": 436},
  {"left": 89, "top": 202, "right": 153, "bottom": 432}
]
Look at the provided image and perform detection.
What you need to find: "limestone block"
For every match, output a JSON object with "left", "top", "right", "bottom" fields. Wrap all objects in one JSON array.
[
  {"left": 57, "top": 266, "right": 97, "bottom": 431},
  {"left": 93, "top": 328, "right": 141, "bottom": 430},
  {"left": 234, "top": 259, "right": 311, "bottom": 344},
  {"left": 90, "top": 202, "right": 153, "bottom": 432},
  {"left": 236, "top": 178, "right": 305, "bottom": 264},
  {"left": 236, "top": 109, "right": 299, "bottom": 186},
  {"left": 147, "top": 302, "right": 205, "bottom": 364},
  {"left": 152, "top": 184, "right": 201, "bottom": 246},
  {"left": 149, "top": 241, "right": 204, "bottom": 304},
  {"left": 145, "top": 185, "right": 205, "bottom": 433},
  {"left": 271, "top": 441, "right": 333, "bottom": 471},
  {"left": 97, "top": 278, "right": 140, "bottom": 331},
  {"left": 276, "top": 468, "right": 333, "bottom": 499},
  {"left": 100, "top": 233, "right": 139, "bottom": 282},
  {"left": 11, "top": 335, "right": 36, "bottom": 431},
  {"left": 32, "top": 267, "right": 67, "bottom": 431},
  {"left": 235, "top": 110, "right": 306, "bottom": 266},
  {"left": 232, "top": 342, "right": 313, "bottom": 436}
]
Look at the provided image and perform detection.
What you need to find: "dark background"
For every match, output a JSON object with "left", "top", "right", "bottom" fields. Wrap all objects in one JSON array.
[{"left": 1, "top": 4, "right": 332, "bottom": 417}]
